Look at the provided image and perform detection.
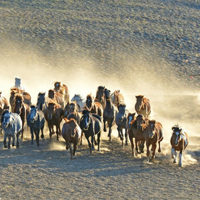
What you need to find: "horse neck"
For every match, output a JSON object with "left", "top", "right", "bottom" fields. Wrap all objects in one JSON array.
[
  {"left": 105, "top": 98, "right": 112, "bottom": 108},
  {"left": 135, "top": 100, "right": 143, "bottom": 110}
]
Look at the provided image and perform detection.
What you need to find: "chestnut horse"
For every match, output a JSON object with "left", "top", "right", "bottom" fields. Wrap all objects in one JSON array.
[
  {"left": 111, "top": 90, "right": 125, "bottom": 109},
  {"left": 95, "top": 86, "right": 106, "bottom": 109},
  {"left": 62, "top": 118, "right": 82, "bottom": 159},
  {"left": 54, "top": 82, "right": 70, "bottom": 106},
  {"left": 48, "top": 89, "right": 64, "bottom": 109},
  {"left": 85, "top": 94, "right": 103, "bottom": 117},
  {"left": 12, "top": 94, "right": 30, "bottom": 139},
  {"left": 0, "top": 92, "right": 9, "bottom": 134},
  {"left": 127, "top": 114, "right": 146, "bottom": 156},
  {"left": 141, "top": 119, "right": 164, "bottom": 162},
  {"left": 44, "top": 100, "right": 64, "bottom": 140},
  {"left": 103, "top": 88, "right": 118, "bottom": 141},
  {"left": 170, "top": 125, "right": 189, "bottom": 167},
  {"left": 135, "top": 95, "right": 151, "bottom": 118},
  {"left": 10, "top": 87, "right": 32, "bottom": 111}
]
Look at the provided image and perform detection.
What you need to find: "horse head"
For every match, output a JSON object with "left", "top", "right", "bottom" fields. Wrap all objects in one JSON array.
[
  {"left": 172, "top": 125, "right": 182, "bottom": 146},
  {"left": 146, "top": 120, "right": 156, "bottom": 138},
  {"left": 37, "top": 92, "right": 46, "bottom": 111},
  {"left": 2, "top": 111, "right": 12, "bottom": 128},
  {"left": 135, "top": 95, "right": 144, "bottom": 110},
  {"left": 127, "top": 112, "right": 136, "bottom": 128},
  {"left": 104, "top": 88, "right": 111, "bottom": 100},
  {"left": 117, "top": 104, "right": 126, "bottom": 122},
  {"left": 47, "top": 101, "right": 56, "bottom": 120},
  {"left": 86, "top": 94, "right": 93, "bottom": 109},
  {"left": 48, "top": 89, "right": 55, "bottom": 99},
  {"left": 69, "top": 101, "right": 78, "bottom": 113},
  {"left": 13, "top": 94, "right": 24, "bottom": 115},
  {"left": 136, "top": 114, "right": 146, "bottom": 130},
  {"left": 54, "top": 81, "right": 61, "bottom": 92},
  {"left": 81, "top": 109, "right": 91, "bottom": 130},
  {"left": 96, "top": 86, "right": 105, "bottom": 102},
  {"left": 29, "top": 105, "right": 38, "bottom": 123}
]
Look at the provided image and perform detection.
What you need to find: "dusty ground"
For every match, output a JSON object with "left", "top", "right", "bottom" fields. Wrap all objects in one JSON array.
[{"left": 0, "top": 0, "right": 200, "bottom": 199}]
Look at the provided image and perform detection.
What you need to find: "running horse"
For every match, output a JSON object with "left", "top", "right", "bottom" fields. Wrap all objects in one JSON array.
[
  {"left": 170, "top": 124, "right": 189, "bottom": 167},
  {"left": 48, "top": 89, "right": 65, "bottom": 109},
  {"left": 135, "top": 95, "right": 151, "bottom": 118},
  {"left": 0, "top": 91, "right": 9, "bottom": 134},
  {"left": 44, "top": 100, "right": 64, "bottom": 140},
  {"left": 85, "top": 94, "right": 103, "bottom": 117},
  {"left": 103, "top": 88, "right": 118, "bottom": 141},
  {"left": 141, "top": 119, "right": 164, "bottom": 162},
  {"left": 95, "top": 86, "right": 106, "bottom": 109},
  {"left": 54, "top": 82, "right": 70, "bottom": 106},
  {"left": 12, "top": 94, "right": 30, "bottom": 139},
  {"left": 127, "top": 114, "right": 146, "bottom": 156},
  {"left": 111, "top": 90, "right": 125, "bottom": 109}
]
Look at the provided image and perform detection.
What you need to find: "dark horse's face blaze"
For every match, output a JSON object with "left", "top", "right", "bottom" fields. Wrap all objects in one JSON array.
[
  {"left": 147, "top": 120, "right": 156, "bottom": 138},
  {"left": 30, "top": 106, "right": 37, "bottom": 123}
]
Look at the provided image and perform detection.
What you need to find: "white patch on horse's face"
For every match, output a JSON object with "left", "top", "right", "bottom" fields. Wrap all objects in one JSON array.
[{"left": 175, "top": 132, "right": 179, "bottom": 144}]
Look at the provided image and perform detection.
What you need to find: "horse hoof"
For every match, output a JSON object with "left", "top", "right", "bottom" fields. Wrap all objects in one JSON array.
[
  {"left": 104, "top": 128, "right": 107, "bottom": 132},
  {"left": 41, "top": 135, "right": 44, "bottom": 139},
  {"left": 125, "top": 142, "right": 128, "bottom": 146},
  {"left": 158, "top": 149, "right": 161, "bottom": 153},
  {"left": 173, "top": 160, "right": 177, "bottom": 163},
  {"left": 91, "top": 147, "right": 95, "bottom": 151}
]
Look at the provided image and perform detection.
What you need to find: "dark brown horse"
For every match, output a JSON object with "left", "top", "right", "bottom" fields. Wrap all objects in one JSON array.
[
  {"left": 95, "top": 86, "right": 106, "bottom": 109},
  {"left": 62, "top": 118, "right": 82, "bottom": 159},
  {"left": 103, "top": 88, "right": 118, "bottom": 141},
  {"left": 170, "top": 125, "right": 189, "bottom": 167},
  {"left": 85, "top": 94, "right": 103, "bottom": 117},
  {"left": 44, "top": 100, "right": 64, "bottom": 140},
  {"left": 54, "top": 82, "right": 70, "bottom": 106},
  {"left": 48, "top": 89, "right": 64, "bottom": 109},
  {"left": 0, "top": 92, "right": 9, "bottom": 134},
  {"left": 127, "top": 114, "right": 146, "bottom": 156},
  {"left": 135, "top": 95, "right": 151, "bottom": 118},
  {"left": 12, "top": 94, "right": 30, "bottom": 139},
  {"left": 111, "top": 90, "right": 125, "bottom": 109},
  {"left": 141, "top": 119, "right": 164, "bottom": 162},
  {"left": 36, "top": 92, "right": 46, "bottom": 112}
]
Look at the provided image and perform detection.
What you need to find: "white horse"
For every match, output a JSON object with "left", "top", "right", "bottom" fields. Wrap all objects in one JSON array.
[{"left": 2, "top": 110, "right": 22, "bottom": 149}]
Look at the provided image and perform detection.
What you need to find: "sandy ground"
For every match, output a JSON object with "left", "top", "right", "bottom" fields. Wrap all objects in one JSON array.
[{"left": 0, "top": 94, "right": 200, "bottom": 200}]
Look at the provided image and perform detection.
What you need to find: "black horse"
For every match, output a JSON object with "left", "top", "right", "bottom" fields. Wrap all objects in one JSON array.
[
  {"left": 80, "top": 109, "right": 102, "bottom": 153},
  {"left": 27, "top": 105, "right": 45, "bottom": 146}
]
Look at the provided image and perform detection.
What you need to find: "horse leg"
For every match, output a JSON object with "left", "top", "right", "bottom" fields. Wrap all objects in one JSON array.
[
  {"left": 30, "top": 127, "right": 34, "bottom": 146},
  {"left": 48, "top": 124, "right": 52, "bottom": 140},
  {"left": 97, "top": 132, "right": 101, "bottom": 152},
  {"left": 146, "top": 141, "right": 150, "bottom": 162},
  {"left": 12, "top": 134, "right": 15, "bottom": 147},
  {"left": 36, "top": 130, "right": 39, "bottom": 147},
  {"left": 69, "top": 143, "right": 73, "bottom": 160},
  {"left": 73, "top": 142, "right": 76, "bottom": 156},
  {"left": 8, "top": 136, "right": 11, "bottom": 149},
  {"left": 108, "top": 119, "right": 114, "bottom": 141},
  {"left": 91, "top": 135, "right": 95, "bottom": 151},
  {"left": 158, "top": 141, "right": 161, "bottom": 153},
  {"left": 130, "top": 137, "right": 134, "bottom": 157},
  {"left": 3, "top": 134, "right": 7, "bottom": 148},
  {"left": 171, "top": 148, "right": 177, "bottom": 163},
  {"left": 41, "top": 126, "right": 44, "bottom": 139},
  {"left": 80, "top": 131, "right": 83, "bottom": 146},
  {"left": 86, "top": 137, "right": 92, "bottom": 153},
  {"left": 151, "top": 143, "right": 157, "bottom": 161},
  {"left": 103, "top": 118, "right": 107, "bottom": 132},
  {"left": 125, "top": 128, "right": 128, "bottom": 146},
  {"left": 135, "top": 138, "right": 138, "bottom": 156},
  {"left": 179, "top": 149, "right": 183, "bottom": 167}
]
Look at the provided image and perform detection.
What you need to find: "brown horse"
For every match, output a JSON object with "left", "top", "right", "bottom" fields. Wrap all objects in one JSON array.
[
  {"left": 44, "top": 100, "right": 64, "bottom": 140},
  {"left": 54, "top": 82, "right": 70, "bottom": 106},
  {"left": 170, "top": 125, "right": 189, "bottom": 167},
  {"left": 62, "top": 118, "right": 82, "bottom": 159},
  {"left": 85, "top": 94, "right": 103, "bottom": 117},
  {"left": 135, "top": 95, "right": 151, "bottom": 118},
  {"left": 12, "top": 94, "right": 30, "bottom": 139},
  {"left": 103, "top": 88, "right": 118, "bottom": 141},
  {"left": 127, "top": 114, "right": 146, "bottom": 156},
  {"left": 10, "top": 87, "right": 32, "bottom": 111},
  {"left": 111, "top": 90, "right": 125, "bottom": 109},
  {"left": 141, "top": 119, "right": 164, "bottom": 162},
  {"left": 0, "top": 92, "right": 9, "bottom": 134},
  {"left": 95, "top": 86, "right": 106, "bottom": 109},
  {"left": 48, "top": 89, "right": 64, "bottom": 109}
]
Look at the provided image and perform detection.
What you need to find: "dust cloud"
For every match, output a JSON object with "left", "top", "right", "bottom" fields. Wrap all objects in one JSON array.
[{"left": 0, "top": 40, "right": 199, "bottom": 166}]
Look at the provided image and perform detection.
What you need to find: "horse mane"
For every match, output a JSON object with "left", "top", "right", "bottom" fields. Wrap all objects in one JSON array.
[
  {"left": 82, "top": 109, "right": 90, "bottom": 115},
  {"left": 38, "top": 92, "right": 45, "bottom": 96},
  {"left": 48, "top": 99, "right": 60, "bottom": 108},
  {"left": 63, "top": 118, "right": 76, "bottom": 123}
]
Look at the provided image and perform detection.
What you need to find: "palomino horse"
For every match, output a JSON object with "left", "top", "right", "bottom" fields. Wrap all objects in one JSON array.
[
  {"left": 127, "top": 114, "right": 146, "bottom": 156},
  {"left": 48, "top": 89, "right": 65, "bottom": 109},
  {"left": 115, "top": 104, "right": 129, "bottom": 146},
  {"left": 141, "top": 119, "right": 164, "bottom": 162},
  {"left": 44, "top": 100, "right": 64, "bottom": 140},
  {"left": 62, "top": 118, "right": 82, "bottom": 159},
  {"left": 10, "top": 87, "right": 32, "bottom": 110},
  {"left": 2, "top": 110, "right": 22, "bottom": 149},
  {"left": 135, "top": 95, "right": 151, "bottom": 118},
  {"left": 170, "top": 125, "right": 189, "bottom": 167},
  {"left": 85, "top": 94, "right": 103, "bottom": 117},
  {"left": 103, "top": 88, "right": 118, "bottom": 141},
  {"left": 27, "top": 105, "right": 45, "bottom": 146},
  {"left": 111, "top": 90, "right": 125, "bottom": 109},
  {"left": 54, "top": 82, "right": 70, "bottom": 106},
  {"left": 0, "top": 92, "right": 9, "bottom": 134},
  {"left": 80, "top": 109, "right": 102, "bottom": 153},
  {"left": 12, "top": 94, "right": 30, "bottom": 139},
  {"left": 95, "top": 86, "right": 106, "bottom": 109}
]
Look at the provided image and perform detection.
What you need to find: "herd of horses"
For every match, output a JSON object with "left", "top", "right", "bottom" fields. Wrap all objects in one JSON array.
[{"left": 0, "top": 82, "right": 189, "bottom": 166}]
